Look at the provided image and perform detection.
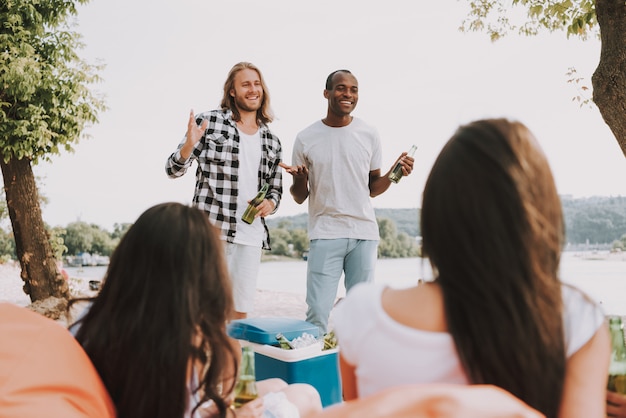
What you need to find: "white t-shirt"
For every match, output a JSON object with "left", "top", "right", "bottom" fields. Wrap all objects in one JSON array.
[
  {"left": 333, "top": 282, "right": 605, "bottom": 398},
  {"left": 234, "top": 130, "right": 264, "bottom": 247},
  {"left": 291, "top": 118, "right": 382, "bottom": 240}
]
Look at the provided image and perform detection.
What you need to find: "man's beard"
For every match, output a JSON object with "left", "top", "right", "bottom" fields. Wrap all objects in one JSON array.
[{"left": 234, "top": 95, "right": 262, "bottom": 113}]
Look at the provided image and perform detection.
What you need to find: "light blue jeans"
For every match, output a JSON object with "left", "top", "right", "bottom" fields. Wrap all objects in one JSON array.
[{"left": 305, "top": 239, "right": 378, "bottom": 333}]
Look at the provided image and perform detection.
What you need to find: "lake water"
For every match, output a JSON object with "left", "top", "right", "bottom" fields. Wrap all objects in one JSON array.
[{"left": 65, "top": 251, "right": 626, "bottom": 315}]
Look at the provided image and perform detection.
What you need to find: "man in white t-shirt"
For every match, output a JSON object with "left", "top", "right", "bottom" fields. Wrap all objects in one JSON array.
[
  {"left": 282, "top": 69, "right": 414, "bottom": 333},
  {"left": 166, "top": 62, "right": 283, "bottom": 319}
]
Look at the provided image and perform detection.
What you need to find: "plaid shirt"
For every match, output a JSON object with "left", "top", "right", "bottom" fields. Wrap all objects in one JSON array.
[{"left": 165, "top": 109, "right": 282, "bottom": 250}]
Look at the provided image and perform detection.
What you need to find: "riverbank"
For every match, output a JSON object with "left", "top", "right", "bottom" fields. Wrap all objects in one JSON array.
[
  {"left": 4, "top": 250, "right": 626, "bottom": 322},
  {"left": 0, "top": 261, "right": 308, "bottom": 321},
  {"left": 575, "top": 250, "right": 626, "bottom": 261}
]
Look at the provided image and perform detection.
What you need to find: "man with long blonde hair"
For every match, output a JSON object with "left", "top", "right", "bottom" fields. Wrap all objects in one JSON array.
[{"left": 166, "top": 62, "right": 283, "bottom": 319}]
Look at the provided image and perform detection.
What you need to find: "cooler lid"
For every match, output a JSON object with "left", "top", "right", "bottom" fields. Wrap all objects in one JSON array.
[{"left": 227, "top": 317, "right": 319, "bottom": 345}]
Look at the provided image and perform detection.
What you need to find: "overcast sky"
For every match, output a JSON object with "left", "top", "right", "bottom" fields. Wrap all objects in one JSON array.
[{"left": 32, "top": 0, "right": 626, "bottom": 230}]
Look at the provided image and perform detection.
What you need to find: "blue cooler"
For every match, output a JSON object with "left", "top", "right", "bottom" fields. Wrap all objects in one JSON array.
[{"left": 227, "top": 318, "right": 342, "bottom": 407}]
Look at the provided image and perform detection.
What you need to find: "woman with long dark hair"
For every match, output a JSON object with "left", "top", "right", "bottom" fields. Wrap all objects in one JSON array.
[
  {"left": 333, "top": 119, "right": 609, "bottom": 418},
  {"left": 71, "top": 202, "right": 321, "bottom": 418}
]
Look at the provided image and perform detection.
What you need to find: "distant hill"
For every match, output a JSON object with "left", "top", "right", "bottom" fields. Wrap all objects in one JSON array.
[
  {"left": 266, "top": 208, "right": 420, "bottom": 237},
  {"left": 374, "top": 208, "right": 419, "bottom": 237},
  {"left": 267, "top": 196, "right": 626, "bottom": 246},
  {"left": 561, "top": 195, "right": 626, "bottom": 245}
]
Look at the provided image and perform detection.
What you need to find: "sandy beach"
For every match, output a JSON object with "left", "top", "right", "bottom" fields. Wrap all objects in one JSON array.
[{"left": 0, "top": 261, "right": 309, "bottom": 321}]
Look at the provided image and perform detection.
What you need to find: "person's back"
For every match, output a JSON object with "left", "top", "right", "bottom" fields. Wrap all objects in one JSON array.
[
  {"left": 333, "top": 118, "right": 610, "bottom": 418},
  {"left": 71, "top": 203, "right": 322, "bottom": 418},
  {"left": 334, "top": 280, "right": 604, "bottom": 396},
  {"left": 0, "top": 303, "right": 115, "bottom": 418}
]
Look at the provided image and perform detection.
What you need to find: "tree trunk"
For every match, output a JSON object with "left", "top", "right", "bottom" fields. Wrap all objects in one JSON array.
[
  {"left": 0, "top": 155, "right": 69, "bottom": 302},
  {"left": 592, "top": 0, "right": 626, "bottom": 158}
]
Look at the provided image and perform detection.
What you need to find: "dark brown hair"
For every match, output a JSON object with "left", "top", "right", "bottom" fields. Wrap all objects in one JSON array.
[
  {"left": 420, "top": 119, "right": 565, "bottom": 417},
  {"left": 72, "top": 202, "right": 237, "bottom": 418}
]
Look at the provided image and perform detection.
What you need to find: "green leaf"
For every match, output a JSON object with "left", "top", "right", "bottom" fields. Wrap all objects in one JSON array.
[{"left": 0, "top": 0, "right": 105, "bottom": 164}]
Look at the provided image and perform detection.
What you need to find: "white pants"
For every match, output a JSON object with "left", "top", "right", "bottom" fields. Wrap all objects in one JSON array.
[{"left": 224, "top": 242, "right": 262, "bottom": 313}]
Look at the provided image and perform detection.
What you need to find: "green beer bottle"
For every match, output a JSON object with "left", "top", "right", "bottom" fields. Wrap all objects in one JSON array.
[
  {"left": 241, "top": 183, "right": 270, "bottom": 225},
  {"left": 608, "top": 316, "right": 626, "bottom": 394},
  {"left": 388, "top": 144, "right": 417, "bottom": 184},
  {"left": 276, "top": 333, "right": 294, "bottom": 350},
  {"left": 233, "top": 346, "right": 259, "bottom": 407}
]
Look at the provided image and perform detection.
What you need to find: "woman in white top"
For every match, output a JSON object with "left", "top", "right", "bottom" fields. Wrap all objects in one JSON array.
[{"left": 333, "top": 118, "right": 610, "bottom": 418}]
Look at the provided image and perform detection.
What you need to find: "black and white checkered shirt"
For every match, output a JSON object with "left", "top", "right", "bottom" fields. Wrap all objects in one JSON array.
[{"left": 165, "top": 109, "right": 282, "bottom": 250}]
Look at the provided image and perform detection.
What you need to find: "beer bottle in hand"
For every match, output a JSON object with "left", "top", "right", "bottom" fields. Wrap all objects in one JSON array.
[
  {"left": 242, "top": 183, "right": 270, "bottom": 224},
  {"left": 608, "top": 316, "right": 626, "bottom": 394},
  {"left": 233, "top": 346, "right": 259, "bottom": 407},
  {"left": 389, "top": 145, "right": 417, "bottom": 184}
]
